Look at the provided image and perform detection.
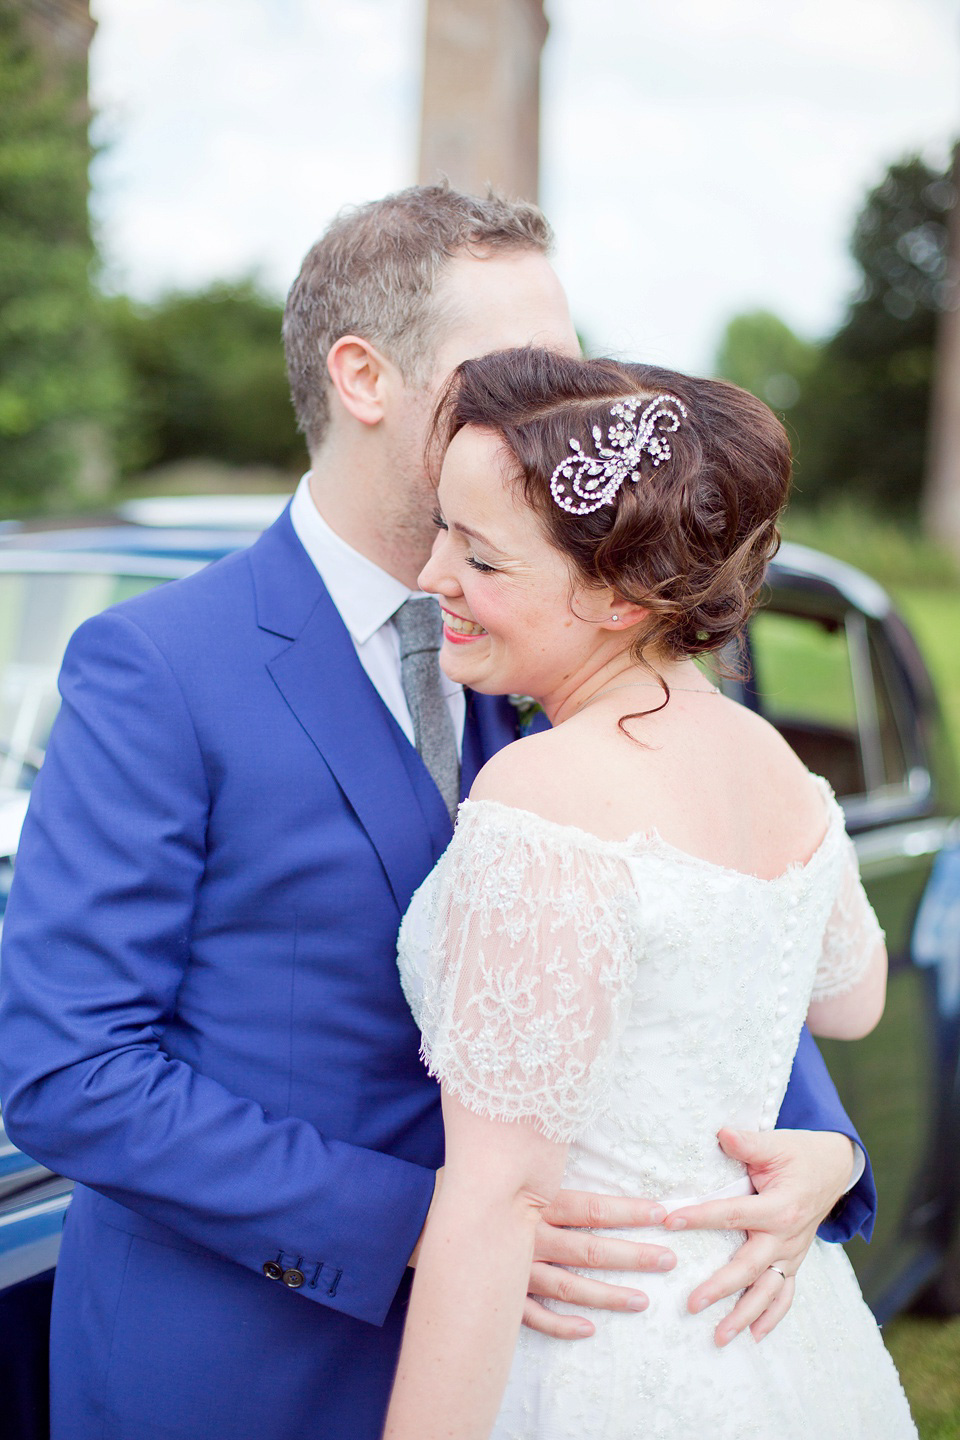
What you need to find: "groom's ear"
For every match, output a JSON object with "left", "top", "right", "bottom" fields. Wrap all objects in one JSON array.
[{"left": 326, "top": 335, "right": 392, "bottom": 427}]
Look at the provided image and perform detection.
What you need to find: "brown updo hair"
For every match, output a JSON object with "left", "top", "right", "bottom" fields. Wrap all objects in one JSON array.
[{"left": 434, "top": 347, "right": 791, "bottom": 675}]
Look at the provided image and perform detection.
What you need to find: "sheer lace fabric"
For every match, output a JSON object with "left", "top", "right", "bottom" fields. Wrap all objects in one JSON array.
[
  {"left": 813, "top": 831, "right": 886, "bottom": 1001},
  {"left": 397, "top": 773, "right": 915, "bottom": 1439},
  {"left": 411, "top": 801, "right": 643, "bottom": 1142}
]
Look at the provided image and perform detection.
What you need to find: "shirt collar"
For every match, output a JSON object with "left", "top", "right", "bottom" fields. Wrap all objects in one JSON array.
[{"left": 289, "top": 473, "right": 418, "bottom": 645}]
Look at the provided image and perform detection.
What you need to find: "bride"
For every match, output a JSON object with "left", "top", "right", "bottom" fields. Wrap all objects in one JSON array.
[{"left": 386, "top": 348, "right": 917, "bottom": 1439}]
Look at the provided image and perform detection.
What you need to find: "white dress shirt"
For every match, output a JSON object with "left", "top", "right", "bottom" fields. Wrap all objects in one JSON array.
[{"left": 289, "top": 474, "right": 465, "bottom": 756}]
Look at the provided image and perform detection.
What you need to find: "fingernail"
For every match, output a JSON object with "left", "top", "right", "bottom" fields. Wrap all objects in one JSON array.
[
  {"left": 716, "top": 1328, "right": 733, "bottom": 1347},
  {"left": 573, "top": 1320, "right": 594, "bottom": 1336},
  {"left": 657, "top": 1254, "right": 676, "bottom": 1272},
  {"left": 665, "top": 1216, "right": 686, "bottom": 1230},
  {"left": 648, "top": 1205, "right": 666, "bottom": 1223},
  {"left": 691, "top": 1296, "right": 710, "bottom": 1313},
  {"left": 626, "top": 1294, "right": 648, "bottom": 1312}
]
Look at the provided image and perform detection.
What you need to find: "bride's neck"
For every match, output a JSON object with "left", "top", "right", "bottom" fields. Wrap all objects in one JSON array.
[{"left": 544, "top": 654, "right": 711, "bottom": 728}]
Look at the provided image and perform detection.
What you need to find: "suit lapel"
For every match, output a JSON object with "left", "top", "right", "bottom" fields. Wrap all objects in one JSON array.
[{"left": 248, "top": 510, "right": 438, "bottom": 914}]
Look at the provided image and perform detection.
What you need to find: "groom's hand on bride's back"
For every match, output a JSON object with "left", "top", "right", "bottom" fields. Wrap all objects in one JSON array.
[
  {"left": 519, "top": 1126, "right": 852, "bottom": 1342},
  {"left": 410, "top": 1127, "right": 853, "bottom": 1344},
  {"left": 660, "top": 1127, "right": 857, "bottom": 1347}
]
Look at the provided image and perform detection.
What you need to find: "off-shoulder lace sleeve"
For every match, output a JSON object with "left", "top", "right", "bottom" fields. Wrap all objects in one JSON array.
[
  {"left": 812, "top": 832, "right": 885, "bottom": 1002},
  {"left": 416, "top": 801, "right": 642, "bottom": 1143}
]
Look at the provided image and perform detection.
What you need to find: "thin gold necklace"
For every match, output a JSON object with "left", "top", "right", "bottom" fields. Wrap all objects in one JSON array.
[{"left": 575, "top": 678, "right": 719, "bottom": 715}]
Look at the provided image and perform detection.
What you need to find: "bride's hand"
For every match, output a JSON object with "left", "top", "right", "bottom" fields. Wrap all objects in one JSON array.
[{"left": 661, "top": 1127, "right": 857, "bottom": 1347}]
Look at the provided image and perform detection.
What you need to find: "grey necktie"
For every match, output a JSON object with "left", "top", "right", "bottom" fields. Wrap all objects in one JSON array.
[{"left": 393, "top": 597, "right": 461, "bottom": 822}]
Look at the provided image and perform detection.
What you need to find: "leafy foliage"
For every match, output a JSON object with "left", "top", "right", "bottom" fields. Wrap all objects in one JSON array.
[
  {"left": 714, "top": 310, "right": 818, "bottom": 414},
  {"left": 716, "top": 154, "right": 956, "bottom": 515},
  {"left": 105, "top": 282, "right": 306, "bottom": 478},
  {"left": 0, "top": 6, "right": 303, "bottom": 514},
  {"left": 0, "top": 0, "right": 127, "bottom": 510}
]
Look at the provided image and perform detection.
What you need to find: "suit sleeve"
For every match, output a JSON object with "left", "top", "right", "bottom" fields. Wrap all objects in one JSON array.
[
  {"left": 0, "top": 608, "right": 434, "bottom": 1327},
  {"left": 776, "top": 1025, "right": 876, "bottom": 1243}
]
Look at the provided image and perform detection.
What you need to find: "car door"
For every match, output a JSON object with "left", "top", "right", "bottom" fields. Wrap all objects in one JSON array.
[
  {"left": 748, "top": 586, "right": 948, "bottom": 1317},
  {"left": 0, "top": 563, "right": 174, "bottom": 938}
]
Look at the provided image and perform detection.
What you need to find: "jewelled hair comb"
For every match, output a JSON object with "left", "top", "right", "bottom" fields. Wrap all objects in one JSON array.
[{"left": 549, "top": 393, "right": 689, "bottom": 516}]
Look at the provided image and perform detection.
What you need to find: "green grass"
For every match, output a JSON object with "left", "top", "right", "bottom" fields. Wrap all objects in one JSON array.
[
  {"left": 780, "top": 507, "right": 960, "bottom": 1434},
  {"left": 884, "top": 1317, "right": 960, "bottom": 1439}
]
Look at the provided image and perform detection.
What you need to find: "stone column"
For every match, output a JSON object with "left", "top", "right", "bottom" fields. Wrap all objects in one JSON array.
[
  {"left": 925, "top": 146, "right": 960, "bottom": 560},
  {"left": 17, "top": 0, "right": 95, "bottom": 61},
  {"left": 418, "top": 0, "right": 547, "bottom": 202}
]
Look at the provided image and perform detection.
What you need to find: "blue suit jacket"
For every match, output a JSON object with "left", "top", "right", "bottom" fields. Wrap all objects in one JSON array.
[{"left": 0, "top": 509, "right": 875, "bottom": 1440}]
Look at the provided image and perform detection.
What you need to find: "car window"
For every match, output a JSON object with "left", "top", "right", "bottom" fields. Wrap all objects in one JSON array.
[
  {"left": 0, "top": 571, "right": 163, "bottom": 792},
  {"left": 750, "top": 608, "right": 865, "bottom": 798},
  {"left": 750, "top": 603, "right": 917, "bottom": 804}
]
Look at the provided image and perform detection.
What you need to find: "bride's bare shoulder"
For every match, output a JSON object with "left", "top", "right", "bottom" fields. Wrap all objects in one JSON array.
[
  {"left": 728, "top": 702, "right": 828, "bottom": 827},
  {"left": 467, "top": 723, "right": 649, "bottom": 838},
  {"left": 468, "top": 729, "right": 569, "bottom": 812}
]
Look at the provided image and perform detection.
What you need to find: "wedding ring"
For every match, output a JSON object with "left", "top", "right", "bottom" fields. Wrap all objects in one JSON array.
[{"left": 769, "top": 1265, "right": 787, "bottom": 1280}]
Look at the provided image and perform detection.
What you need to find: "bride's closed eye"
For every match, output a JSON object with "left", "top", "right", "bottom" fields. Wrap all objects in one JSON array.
[{"left": 432, "top": 508, "right": 499, "bottom": 573}]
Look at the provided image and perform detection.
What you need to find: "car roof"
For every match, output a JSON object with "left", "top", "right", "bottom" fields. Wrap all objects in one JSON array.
[
  {"left": 770, "top": 542, "right": 891, "bottom": 621},
  {"left": 0, "top": 495, "right": 290, "bottom": 567},
  {"left": 0, "top": 496, "right": 894, "bottom": 620}
]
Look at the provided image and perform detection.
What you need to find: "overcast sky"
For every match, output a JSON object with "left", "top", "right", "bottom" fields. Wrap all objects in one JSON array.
[{"left": 88, "top": 0, "right": 959, "bottom": 374}]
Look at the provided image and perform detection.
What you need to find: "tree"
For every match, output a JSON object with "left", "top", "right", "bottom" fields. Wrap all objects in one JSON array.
[
  {"left": 796, "top": 155, "right": 951, "bottom": 512},
  {"left": 715, "top": 155, "right": 954, "bottom": 514},
  {"left": 714, "top": 311, "right": 817, "bottom": 414},
  {"left": 105, "top": 281, "right": 306, "bottom": 478},
  {"left": 924, "top": 143, "right": 960, "bottom": 558},
  {"left": 0, "top": 1, "right": 126, "bottom": 511}
]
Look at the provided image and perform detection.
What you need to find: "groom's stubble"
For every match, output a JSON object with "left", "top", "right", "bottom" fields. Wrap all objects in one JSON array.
[{"left": 307, "top": 245, "right": 580, "bottom": 586}]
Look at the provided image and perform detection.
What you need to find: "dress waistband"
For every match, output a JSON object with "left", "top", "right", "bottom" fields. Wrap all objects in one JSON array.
[{"left": 659, "top": 1174, "right": 756, "bottom": 1215}]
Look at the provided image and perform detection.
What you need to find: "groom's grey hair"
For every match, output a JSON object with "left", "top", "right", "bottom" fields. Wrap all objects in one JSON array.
[{"left": 282, "top": 183, "right": 553, "bottom": 454}]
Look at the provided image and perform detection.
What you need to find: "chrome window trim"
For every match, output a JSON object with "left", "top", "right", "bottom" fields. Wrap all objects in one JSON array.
[
  {"left": 840, "top": 768, "right": 934, "bottom": 830},
  {"left": 851, "top": 816, "right": 952, "bottom": 878},
  {"left": 0, "top": 1186, "right": 72, "bottom": 1229},
  {"left": 841, "top": 613, "right": 931, "bottom": 815},
  {"left": 0, "top": 552, "right": 205, "bottom": 580},
  {"left": 846, "top": 608, "right": 886, "bottom": 795}
]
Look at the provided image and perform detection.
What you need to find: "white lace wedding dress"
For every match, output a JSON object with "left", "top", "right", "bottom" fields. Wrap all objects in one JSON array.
[{"left": 397, "top": 774, "right": 917, "bottom": 1439}]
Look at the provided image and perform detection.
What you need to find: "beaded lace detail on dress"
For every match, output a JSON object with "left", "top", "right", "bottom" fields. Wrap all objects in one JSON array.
[
  {"left": 813, "top": 830, "right": 886, "bottom": 1001},
  {"left": 400, "top": 776, "right": 882, "bottom": 1150},
  {"left": 397, "top": 773, "right": 915, "bottom": 1439},
  {"left": 408, "top": 801, "right": 644, "bottom": 1143}
]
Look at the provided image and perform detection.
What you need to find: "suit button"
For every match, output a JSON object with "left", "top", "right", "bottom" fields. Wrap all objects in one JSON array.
[
  {"left": 282, "top": 1268, "right": 305, "bottom": 1289},
  {"left": 262, "top": 1261, "right": 283, "bottom": 1281}
]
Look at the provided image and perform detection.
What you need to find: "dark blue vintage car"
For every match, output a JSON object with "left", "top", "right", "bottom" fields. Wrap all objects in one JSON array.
[{"left": 0, "top": 497, "right": 958, "bottom": 1434}]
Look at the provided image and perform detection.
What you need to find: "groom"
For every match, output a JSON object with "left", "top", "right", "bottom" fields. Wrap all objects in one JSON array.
[{"left": 0, "top": 185, "right": 873, "bottom": 1440}]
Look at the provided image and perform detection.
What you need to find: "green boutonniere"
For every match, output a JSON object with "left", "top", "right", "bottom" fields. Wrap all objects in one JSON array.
[{"left": 508, "top": 694, "right": 544, "bottom": 734}]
